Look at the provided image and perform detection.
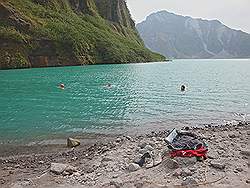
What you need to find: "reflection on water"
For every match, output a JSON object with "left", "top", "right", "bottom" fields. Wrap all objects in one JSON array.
[{"left": 0, "top": 59, "right": 250, "bottom": 143}]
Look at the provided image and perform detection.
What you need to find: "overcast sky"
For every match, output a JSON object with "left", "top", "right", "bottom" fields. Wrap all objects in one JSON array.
[{"left": 126, "top": 0, "right": 250, "bottom": 33}]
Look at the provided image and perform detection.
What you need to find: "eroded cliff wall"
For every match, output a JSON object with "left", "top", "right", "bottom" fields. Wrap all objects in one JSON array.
[{"left": 0, "top": 0, "right": 164, "bottom": 69}]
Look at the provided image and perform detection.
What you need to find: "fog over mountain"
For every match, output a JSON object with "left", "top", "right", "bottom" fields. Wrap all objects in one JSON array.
[{"left": 136, "top": 11, "right": 250, "bottom": 59}]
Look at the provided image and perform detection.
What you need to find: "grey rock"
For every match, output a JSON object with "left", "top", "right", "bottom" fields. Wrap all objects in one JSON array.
[
  {"left": 235, "top": 167, "right": 243, "bottom": 172},
  {"left": 116, "top": 138, "right": 122, "bottom": 143},
  {"left": 112, "top": 174, "right": 119, "bottom": 178},
  {"left": 62, "top": 170, "right": 70, "bottom": 176},
  {"left": 50, "top": 163, "right": 77, "bottom": 175},
  {"left": 153, "top": 153, "right": 162, "bottom": 166},
  {"left": 210, "top": 162, "right": 226, "bottom": 170},
  {"left": 50, "top": 163, "right": 67, "bottom": 175},
  {"left": 102, "top": 157, "right": 113, "bottom": 162},
  {"left": 181, "top": 177, "right": 198, "bottom": 187},
  {"left": 181, "top": 168, "right": 193, "bottom": 177},
  {"left": 228, "top": 133, "right": 237, "bottom": 138},
  {"left": 175, "top": 157, "right": 197, "bottom": 167},
  {"left": 144, "top": 144, "right": 154, "bottom": 151},
  {"left": 67, "top": 137, "right": 80, "bottom": 148},
  {"left": 73, "top": 172, "right": 81, "bottom": 177},
  {"left": 139, "top": 148, "right": 149, "bottom": 155},
  {"left": 138, "top": 142, "right": 148, "bottom": 148},
  {"left": 145, "top": 158, "right": 154, "bottom": 169},
  {"left": 127, "top": 163, "right": 140, "bottom": 172},
  {"left": 246, "top": 179, "right": 250, "bottom": 184},
  {"left": 189, "top": 167, "right": 196, "bottom": 172},
  {"left": 125, "top": 136, "right": 133, "bottom": 141},
  {"left": 173, "top": 169, "right": 182, "bottom": 177},
  {"left": 162, "top": 158, "right": 179, "bottom": 169},
  {"left": 207, "top": 153, "right": 217, "bottom": 159}
]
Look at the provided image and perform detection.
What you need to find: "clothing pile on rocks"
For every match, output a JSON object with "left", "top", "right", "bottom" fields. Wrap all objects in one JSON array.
[{"left": 133, "top": 128, "right": 208, "bottom": 169}]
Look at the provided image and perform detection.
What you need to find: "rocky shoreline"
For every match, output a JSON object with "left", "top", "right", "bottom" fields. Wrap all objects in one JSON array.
[{"left": 0, "top": 122, "right": 249, "bottom": 188}]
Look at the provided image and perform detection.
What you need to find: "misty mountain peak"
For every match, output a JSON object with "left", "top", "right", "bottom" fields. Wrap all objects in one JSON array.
[{"left": 137, "top": 11, "right": 250, "bottom": 59}]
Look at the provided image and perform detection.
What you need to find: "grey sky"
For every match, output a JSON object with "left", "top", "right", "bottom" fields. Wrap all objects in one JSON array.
[{"left": 126, "top": 0, "right": 250, "bottom": 33}]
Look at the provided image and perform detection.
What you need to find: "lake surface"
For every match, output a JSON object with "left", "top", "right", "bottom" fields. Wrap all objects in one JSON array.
[{"left": 0, "top": 59, "right": 250, "bottom": 143}]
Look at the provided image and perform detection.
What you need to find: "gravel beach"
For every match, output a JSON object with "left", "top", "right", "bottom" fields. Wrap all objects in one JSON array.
[{"left": 0, "top": 122, "right": 249, "bottom": 188}]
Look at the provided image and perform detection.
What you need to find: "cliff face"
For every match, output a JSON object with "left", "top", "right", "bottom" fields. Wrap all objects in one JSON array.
[
  {"left": 137, "top": 11, "right": 250, "bottom": 59},
  {"left": 0, "top": 0, "right": 164, "bottom": 69}
]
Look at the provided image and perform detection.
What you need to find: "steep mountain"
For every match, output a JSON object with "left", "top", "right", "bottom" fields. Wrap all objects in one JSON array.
[
  {"left": 0, "top": 0, "right": 164, "bottom": 69},
  {"left": 136, "top": 11, "right": 250, "bottom": 59}
]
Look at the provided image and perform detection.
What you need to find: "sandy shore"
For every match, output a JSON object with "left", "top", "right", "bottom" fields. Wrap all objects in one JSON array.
[{"left": 0, "top": 122, "right": 249, "bottom": 188}]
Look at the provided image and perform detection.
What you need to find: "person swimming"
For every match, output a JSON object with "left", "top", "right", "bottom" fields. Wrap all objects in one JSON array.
[
  {"left": 104, "top": 83, "right": 112, "bottom": 89},
  {"left": 59, "top": 83, "right": 65, "bottom": 90},
  {"left": 181, "top": 85, "right": 186, "bottom": 92}
]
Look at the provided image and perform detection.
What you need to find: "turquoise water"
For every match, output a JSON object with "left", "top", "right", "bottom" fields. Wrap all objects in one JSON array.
[{"left": 0, "top": 59, "right": 250, "bottom": 143}]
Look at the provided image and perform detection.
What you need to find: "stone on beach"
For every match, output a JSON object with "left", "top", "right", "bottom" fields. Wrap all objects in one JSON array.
[
  {"left": 153, "top": 153, "right": 162, "bottom": 166},
  {"left": 67, "top": 138, "right": 80, "bottom": 148},
  {"left": 209, "top": 161, "right": 226, "bottom": 170},
  {"left": 181, "top": 177, "right": 198, "bottom": 187},
  {"left": 162, "top": 158, "right": 179, "bottom": 169},
  {"left": 144, "top": 144, "right": 154, "bottom": 151},
  {"left": 50, "top": 163, "right": 77, "bottom": 175},
  {"left": 127, "top": 163, "right": 140, "bottom": 172}
]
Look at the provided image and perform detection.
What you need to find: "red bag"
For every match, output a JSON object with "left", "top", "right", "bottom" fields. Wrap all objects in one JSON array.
[{"left": 169, "top": 146, "right": 208, "bottom": 159}]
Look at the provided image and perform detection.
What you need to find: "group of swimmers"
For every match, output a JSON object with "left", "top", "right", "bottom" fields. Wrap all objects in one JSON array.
[{"left": 59, "top": 83, "right": 186, "bottom": 91}]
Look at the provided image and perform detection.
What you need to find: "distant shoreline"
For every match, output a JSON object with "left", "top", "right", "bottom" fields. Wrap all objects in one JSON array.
[{"left": 2, "top": 58, "right": 250, "bottom": 71}]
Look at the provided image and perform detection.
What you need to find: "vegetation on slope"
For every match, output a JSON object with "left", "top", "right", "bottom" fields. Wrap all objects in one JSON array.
[{"left": 0, "top": 0, "right": 165, "bottom": 69}]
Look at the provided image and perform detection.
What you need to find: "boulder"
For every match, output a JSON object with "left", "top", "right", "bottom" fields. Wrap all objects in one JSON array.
[
  {"left": 127, "top": 163, "right": 140, "bottom": 172},
  {"left": 67, "top": 137, "right": 80, "bottom": 148},
  {"left": 50, "top": 163, "right": 77, "bottom": 175}
]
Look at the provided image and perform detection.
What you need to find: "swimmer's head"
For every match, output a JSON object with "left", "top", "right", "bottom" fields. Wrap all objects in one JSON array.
[
  {"left": 60, "top": 83, "right": 65, "bottom": 89},
  {"left": 181, "top": 85, "right": 186, "bottom": 91}
]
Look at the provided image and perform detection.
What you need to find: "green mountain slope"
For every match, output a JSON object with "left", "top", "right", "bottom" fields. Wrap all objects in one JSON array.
[{"left": 0, "top": 0, "right": 165, "bottom": 69}]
